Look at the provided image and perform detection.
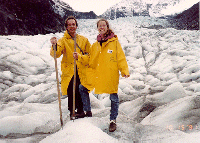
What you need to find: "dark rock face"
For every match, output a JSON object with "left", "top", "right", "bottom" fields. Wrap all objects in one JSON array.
[
  {"left": 103, "top": 9, "right": 126, "bottom": 20},
  {"left": 73, "top": 11, "right": 97, "bottom": 19},
  {"left": 168, "top": 2, "right": 199, "bottom": 30},
  {"left": 0, "top": 0, "right": 97, "bottom": 35},
  {"left": 52, "top": 0, "right": 97, "bottom": 20},
  {"left": 0, "top": 0, "right": 65, "bottom": 35}
]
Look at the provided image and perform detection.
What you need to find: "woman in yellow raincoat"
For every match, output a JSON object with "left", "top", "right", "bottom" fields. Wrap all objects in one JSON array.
[{"left": 89, "top": 19, "right": 129, "bottom": 132}]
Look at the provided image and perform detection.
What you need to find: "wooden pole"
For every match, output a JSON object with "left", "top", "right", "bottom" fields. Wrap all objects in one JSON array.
[
  {"left": 72, "top": 34, "right": 77, "bottom": 120},
  {"left": 53, "top": 44, "right": 63, "bottom": 127}
]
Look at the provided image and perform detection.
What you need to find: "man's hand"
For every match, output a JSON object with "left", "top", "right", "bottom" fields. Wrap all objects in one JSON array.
[
  {"left": 73, "top": 52, "right": 78, "bottom": 60},
  {"left": 50, "top": 37, "right": 57, "bottom": 46}
]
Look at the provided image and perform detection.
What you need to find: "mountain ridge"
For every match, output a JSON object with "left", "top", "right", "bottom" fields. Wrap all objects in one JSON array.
[
  {"left": 0, "top": 0, "right": 97, "bottom": 35},
  {"left": 168, "top": 2, "right": 199, "bottom": 30},
  {"left": 0, "top": 0, "right": 198, "bottom": 35},
  {"left": 99, "top": 0, "right": 199, "bottom": 30}
]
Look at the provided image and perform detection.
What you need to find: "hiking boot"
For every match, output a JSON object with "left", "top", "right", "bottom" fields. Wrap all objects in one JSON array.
[
  {"left": 75, "top": 111, "right": 85, "bottom": 118},
  {"left": 85, "top": 111, "right": 92, "bottom": 117},
  {"left": 70, "top": 112, "right": 77, "bottom": 120},
  {"left": 109, "top": 120, "right": 116, "bottom": 132},
  {"left": 70, "top": 115, "right": 76, "bottom": 120}
]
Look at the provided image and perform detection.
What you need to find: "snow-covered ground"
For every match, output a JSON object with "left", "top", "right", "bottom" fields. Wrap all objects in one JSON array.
[{"left": 0, "top": 17, "right": 200, "bottom": 143}]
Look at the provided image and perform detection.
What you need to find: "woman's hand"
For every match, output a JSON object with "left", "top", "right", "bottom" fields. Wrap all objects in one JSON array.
[{"left": 124, "top": 75, "right": 130, "bottom": 78}]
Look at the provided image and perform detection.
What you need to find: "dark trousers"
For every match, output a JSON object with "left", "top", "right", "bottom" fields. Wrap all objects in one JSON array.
[{"left": 67, "top": 67, "right": 83, "bottom": 114}]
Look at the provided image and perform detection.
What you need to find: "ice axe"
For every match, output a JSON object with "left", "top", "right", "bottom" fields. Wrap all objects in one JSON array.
[{"left": 53, "top": 43, "right": 63, "bottom": 128}]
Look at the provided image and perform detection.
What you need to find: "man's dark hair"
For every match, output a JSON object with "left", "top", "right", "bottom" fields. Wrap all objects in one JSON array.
[{"left": 65, "top": 16, "right": 78, "bottom": 29}]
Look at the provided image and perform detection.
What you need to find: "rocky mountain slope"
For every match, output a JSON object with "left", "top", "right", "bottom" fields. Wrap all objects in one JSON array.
[
  {"left": 52, "top": 0, "right": 96, "bottom": 20},
  {"left": 100, "top": 0, "right": 183, "bottom": 19},
  {"left": 100, "top": 0, "right": 199, "bottom": 30},
  {"left": 168, "top": 2, "right": 199, "bottom": 30},
  {"left": 0, "top": 0, "right": 97, "bottom": 35},
  {"left": 0, "top": 0, "right": 198, "bottom": 35}
]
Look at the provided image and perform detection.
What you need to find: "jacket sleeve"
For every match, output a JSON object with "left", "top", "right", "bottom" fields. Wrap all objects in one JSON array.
[
  {"left": 116, "top": 40, "right": 130, "bottom": 77},
  {"left": 89, "top": 42, "right": 100, "bottom": 69},
  {"left": 77, "top": 38, "right": 91, "bottom": 65},
  {"left": 50, "top": 38, "right": 65, "bottom": 58}
]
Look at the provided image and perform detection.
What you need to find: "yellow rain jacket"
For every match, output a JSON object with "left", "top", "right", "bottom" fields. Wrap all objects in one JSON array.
[
  {"left": 50, "top": 30, "right": 93, "bottom": 95},
  {"left": 89, "top": 36, "right": 129, "bottom": 94}
]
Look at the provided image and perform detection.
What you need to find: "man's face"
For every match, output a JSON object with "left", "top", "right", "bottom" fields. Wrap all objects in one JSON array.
[{"left": 67, "top": 19, "right": 77, "bottom": 35}]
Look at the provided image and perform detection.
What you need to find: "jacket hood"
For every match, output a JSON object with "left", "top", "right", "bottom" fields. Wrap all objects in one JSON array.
[
  {"left": 96, "top": 35, "right": 118, "bottom": 45},
  {"left": 102, "top": 35, "right": 118, "bottom": 46},
  {"left": 108, "top": 35, "right": 118, "bottom": 42}
]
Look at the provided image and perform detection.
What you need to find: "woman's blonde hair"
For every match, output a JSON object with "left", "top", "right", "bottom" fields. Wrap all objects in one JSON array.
[{"left": 97, "top": 18, "right": 110, "bottom": 29}]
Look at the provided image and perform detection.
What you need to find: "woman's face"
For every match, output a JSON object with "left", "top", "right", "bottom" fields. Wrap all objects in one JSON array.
[{"left": 97, "top": 21, "right": 108, "bottom": 35}]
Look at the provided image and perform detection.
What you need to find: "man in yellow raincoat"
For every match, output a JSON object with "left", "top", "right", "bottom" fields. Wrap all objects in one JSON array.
[{"left": 50, "top": 16, "right": 93, "bottom": 119}]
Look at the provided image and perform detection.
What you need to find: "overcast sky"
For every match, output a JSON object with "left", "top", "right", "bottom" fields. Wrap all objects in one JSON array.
[
  {"left": 61, "top": 0, "right": 199, "bottom": 16},
  {"left": 61, "top": 0, "right": 122, "bottom": 16}
]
